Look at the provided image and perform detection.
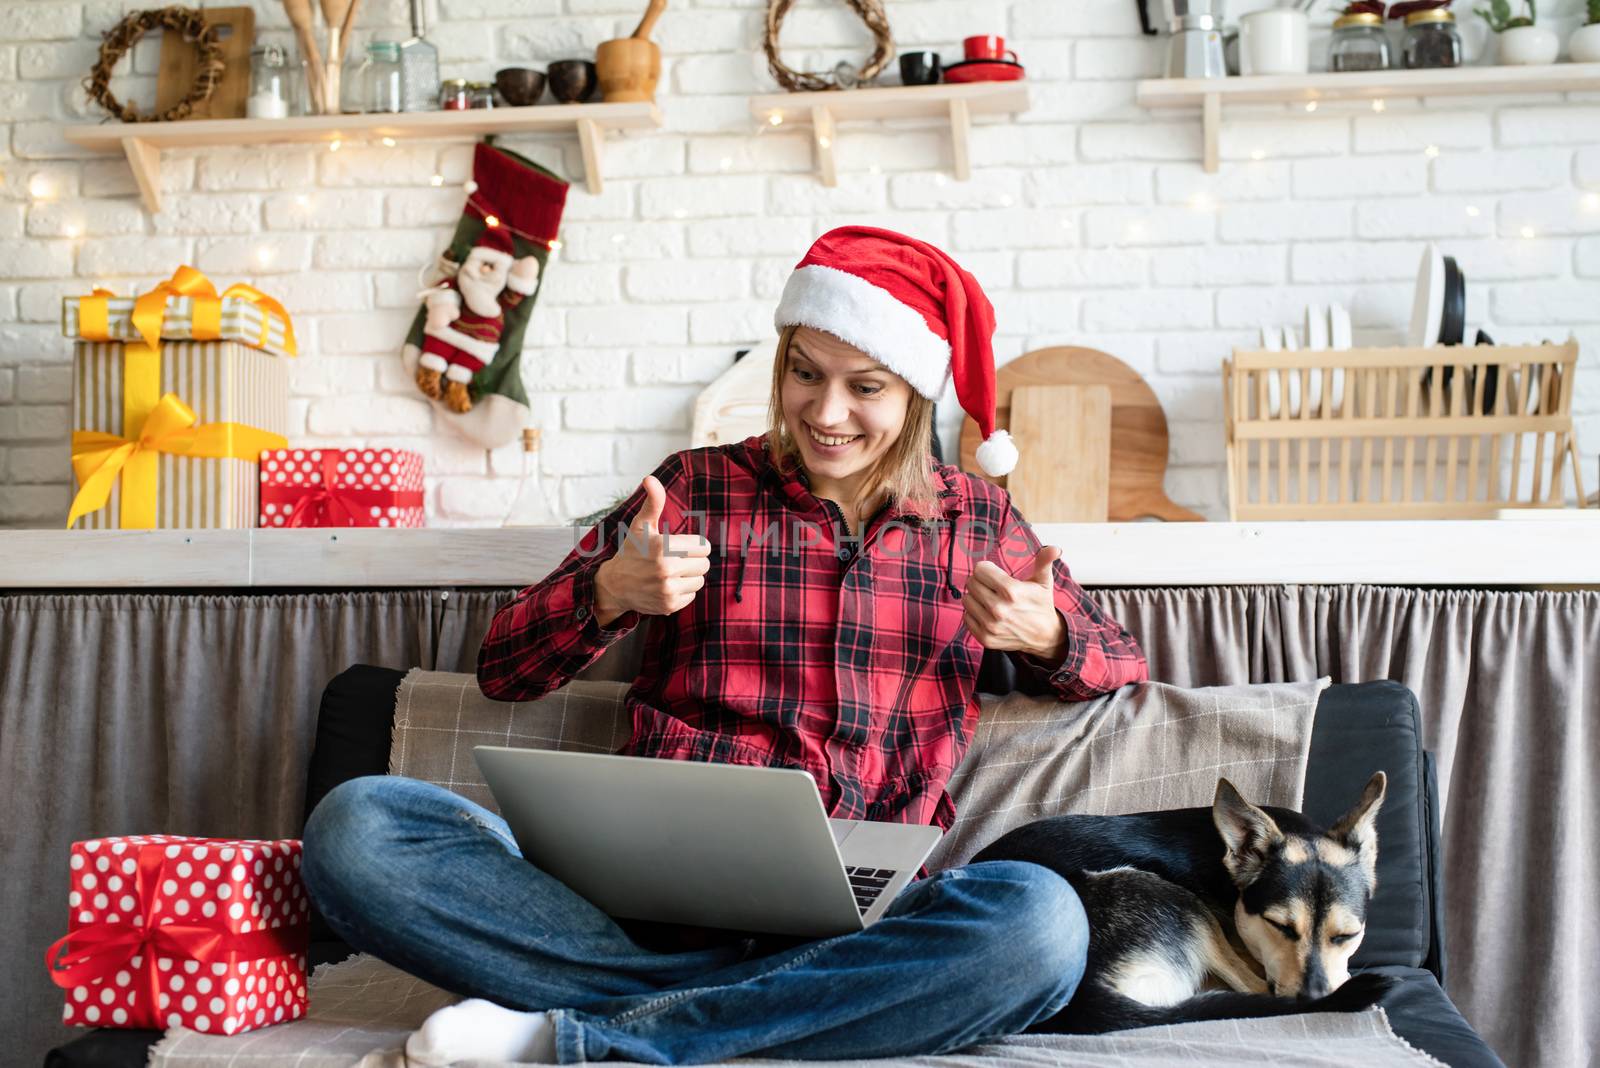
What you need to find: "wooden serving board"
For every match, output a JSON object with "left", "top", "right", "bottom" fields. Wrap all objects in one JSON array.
[
  {"left": 157, "top": 6, "right": 255, "bottom": 121},
  {"left": 959, "top": 346, "right": 1203, "bottom": 523}
]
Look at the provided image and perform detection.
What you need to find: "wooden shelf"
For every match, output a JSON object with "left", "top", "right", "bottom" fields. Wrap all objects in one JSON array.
[
  {"left": 748, "top": 82, "right": 1030, "bottom": 187},
  {"left": 61, "top": 102, "right": 664, "bottom": 211},
  {"left": 3, "top": 521, "right": 1598, "bottom": 587},
  {"left": 1137, "top": 63, "right": 1600, "bottom": 173}
]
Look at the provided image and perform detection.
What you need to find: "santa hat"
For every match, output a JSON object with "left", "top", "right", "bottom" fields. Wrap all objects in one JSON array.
[
  {"left": 470, "top": 222, "right": 516, "bottom": 269},
  {"left": 773, "top": 226, "right": 1017, "bottom": 477}
]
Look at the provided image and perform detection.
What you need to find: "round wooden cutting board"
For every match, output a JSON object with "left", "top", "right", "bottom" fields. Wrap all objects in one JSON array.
[{"left": 959, "top": 346, "right": 1203, "bottom": 522}]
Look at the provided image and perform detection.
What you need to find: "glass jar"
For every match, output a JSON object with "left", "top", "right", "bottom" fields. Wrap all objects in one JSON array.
[
  {"left": 469, "top": 81, "right": 496, "bottom": 108},
  {"left": 246, "top": 45, "right": 292, "bottom": 118},
  {"left": 440, "top": 78, "right": 472, "bottom": 111},
  {"left": 1403, "top": 9, "right": 1462, "bottom": 68},
  {"left": 339, "top": 44, "right": 367, "bottom": 113},
  {"left": 361, "top": 41, "right": 404, "bottom": 112},
  {"left": 1329, "top": 12, "right": 1390, "bottom": 71}
]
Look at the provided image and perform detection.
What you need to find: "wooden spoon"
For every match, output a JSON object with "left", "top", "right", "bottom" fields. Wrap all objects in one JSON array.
[
  {"left": 319, "top": 0, "right": 351, "bottom": 31},
  {"left": 336, "top": 0, "right": 363, "bottom": 61},
  {"left": 283, "top": 0, "right": 326, "bottom": 106},
  {"left": 631, "top": 0, "right": 666, "bottom": 41}
]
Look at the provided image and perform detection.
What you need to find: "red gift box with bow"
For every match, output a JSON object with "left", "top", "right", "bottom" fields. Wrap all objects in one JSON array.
[
  {"left": 258, "top": 447, "right": 425, "bottom": 528},
  {"left": 46, "top": 835, "right": 310, "bottom": 1035}
]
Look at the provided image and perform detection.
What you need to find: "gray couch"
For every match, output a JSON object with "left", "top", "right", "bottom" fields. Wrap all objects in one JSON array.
[{"left": 48, "top": 655, "right": 1503, "bottom": 1068}]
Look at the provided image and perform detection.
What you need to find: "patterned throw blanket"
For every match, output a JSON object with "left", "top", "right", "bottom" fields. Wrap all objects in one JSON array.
[{"left": 151, "top": 673, "right": 1437, "bottom": 1067}]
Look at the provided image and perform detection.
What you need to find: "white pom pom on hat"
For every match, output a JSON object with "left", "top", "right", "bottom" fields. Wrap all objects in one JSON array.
[
  {"left": 974, "top": 428, "right": 1018, "bottom": 478},
  {"left": 774, "top": 226, "right": 1018, "bottom": 477}
]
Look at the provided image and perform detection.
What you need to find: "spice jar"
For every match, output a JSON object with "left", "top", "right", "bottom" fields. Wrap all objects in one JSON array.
[
  {"left": 1402, "top": 8, "right": 1462, "bottom": 68},
  {"left": 439, "top": 78, "right": 472, "bottom": 111},
  {"left": 1329, "top": 12, "right": 1391, "bottom": 71},
  {"left": 246, "top": 45, "right": 292, "bottom": 118},
  {"left": 469, "top": 81, "right": 496, "bottom": 108}
]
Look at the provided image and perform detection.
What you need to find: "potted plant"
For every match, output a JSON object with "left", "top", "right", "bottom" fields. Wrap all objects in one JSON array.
[
  {"left": 1571, "top": 0, "right": 1600, "bottom": 62},
  {"left": 1475, "top": 0, "right": 1559, "bottom": 63}
]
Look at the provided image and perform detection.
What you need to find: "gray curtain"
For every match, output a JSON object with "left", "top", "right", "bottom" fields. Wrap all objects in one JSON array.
[
  {"left": 1, "top": 590, "right": 519, "bottom": 1068},
  {"left": 5, "top": 586, "right": 1594, "bottom": 1068}
]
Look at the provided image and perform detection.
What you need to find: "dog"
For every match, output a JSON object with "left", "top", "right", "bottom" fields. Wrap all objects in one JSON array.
[{"left": 971, "top": 772, "right": 1396, "bottom": 1034}]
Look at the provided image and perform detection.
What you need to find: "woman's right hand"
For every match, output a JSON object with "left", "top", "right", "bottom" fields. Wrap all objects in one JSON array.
[{"left": 593, "top": 475, "right": 711, "bottom": 625}]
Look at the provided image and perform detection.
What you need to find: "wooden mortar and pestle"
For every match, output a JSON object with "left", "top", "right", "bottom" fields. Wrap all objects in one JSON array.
[{"left": 595, "top": 0, "right": 665, "bottom": 103}]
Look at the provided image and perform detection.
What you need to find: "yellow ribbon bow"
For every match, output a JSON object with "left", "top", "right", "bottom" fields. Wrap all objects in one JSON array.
[{"left": 68, "top": 393, "right": 287, "bottom": 530}]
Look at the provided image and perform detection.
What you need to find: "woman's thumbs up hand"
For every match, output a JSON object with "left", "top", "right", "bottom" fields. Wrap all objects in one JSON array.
[
  {"left": 959, "top": 545, "right": 1068, "bottom": 662},
  {"left": 593, "top": 475, "right": 712, "bottom": 625}
]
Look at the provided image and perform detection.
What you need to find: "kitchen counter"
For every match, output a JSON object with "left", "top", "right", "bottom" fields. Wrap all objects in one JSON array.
[{"left": 6, "top": 517, "right": 1597, "bottom": 588}]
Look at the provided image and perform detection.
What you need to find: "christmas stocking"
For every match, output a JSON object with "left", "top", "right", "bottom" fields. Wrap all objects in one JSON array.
[{"left": 400, "top": 142, "right": 568, "bottom": 450}]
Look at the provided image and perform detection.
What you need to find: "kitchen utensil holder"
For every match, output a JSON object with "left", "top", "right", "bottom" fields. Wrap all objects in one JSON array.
[{"left": 1223, "top": 341, "right": 1587, "bottom": 519}]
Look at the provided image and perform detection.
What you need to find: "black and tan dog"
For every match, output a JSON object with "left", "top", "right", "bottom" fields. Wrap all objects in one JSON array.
[{"left": 973, "top": 772, "right": 1396, "bottom": 1034}]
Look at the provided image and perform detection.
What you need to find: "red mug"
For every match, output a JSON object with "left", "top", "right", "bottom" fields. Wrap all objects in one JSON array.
[{"left": 963, "top": 35, "right": 1018, "bottom": 63}]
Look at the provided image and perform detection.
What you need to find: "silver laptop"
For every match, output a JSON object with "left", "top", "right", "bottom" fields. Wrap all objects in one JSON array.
[{"left": 474, "top": 747, "right": 943, "bottom": 938}]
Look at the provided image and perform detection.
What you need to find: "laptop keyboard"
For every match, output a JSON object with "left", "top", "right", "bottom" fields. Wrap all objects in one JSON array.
[{"left": 845, "top": 866, "right": 899, "bottom": 915}]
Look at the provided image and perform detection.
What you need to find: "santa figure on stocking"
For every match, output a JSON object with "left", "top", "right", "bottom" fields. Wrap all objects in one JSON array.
[{"left": 416, "top": 223, "right": 541, "bottom": 413}]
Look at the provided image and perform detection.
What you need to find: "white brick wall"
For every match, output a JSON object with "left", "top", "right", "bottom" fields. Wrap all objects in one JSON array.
[{"left": 2, "top": 0, "right": 1598, "bottom": 529}]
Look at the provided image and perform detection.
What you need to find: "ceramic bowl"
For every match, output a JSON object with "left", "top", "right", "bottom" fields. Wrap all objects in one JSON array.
[
  {"left": 494, "top": 67, "right": 546, "bottom": 107},
  {"left": 547, "top": 59, "right": 599, "bottom": 104}
]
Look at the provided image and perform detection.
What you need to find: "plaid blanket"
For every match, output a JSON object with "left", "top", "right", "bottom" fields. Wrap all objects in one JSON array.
[{"left": 149, "top": 673, "right": 1442, "bottom": 1068}]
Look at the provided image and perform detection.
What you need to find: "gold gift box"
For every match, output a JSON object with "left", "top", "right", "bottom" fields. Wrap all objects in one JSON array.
[{"left": 70, "top": 339, "right": 290, "bottom": 529}]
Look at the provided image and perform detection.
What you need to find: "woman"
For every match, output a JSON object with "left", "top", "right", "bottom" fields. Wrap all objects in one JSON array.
[{"left": 303, "top": 227, "right": 1149, "bottom": 1066}]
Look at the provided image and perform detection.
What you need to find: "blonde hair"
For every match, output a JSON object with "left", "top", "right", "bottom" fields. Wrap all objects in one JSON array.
[{"left": 765, "top": 324, "right": 943, "bottom": 521}]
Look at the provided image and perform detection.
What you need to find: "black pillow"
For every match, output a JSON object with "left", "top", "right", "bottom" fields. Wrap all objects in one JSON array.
[
  {"left": 1300, "top": 679, "right": 1433, "bottom": 972},
  {"left": 301, "top": 664, "right": 406, "bottom": 945}
]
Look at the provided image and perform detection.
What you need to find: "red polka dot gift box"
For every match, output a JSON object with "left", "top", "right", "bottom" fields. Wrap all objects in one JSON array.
[
  {"left": 46, "top": 835, "right": 310, "bottom": 1036},
  {"left": 258, "top": 447, "right": 426, "bottom": 528}
]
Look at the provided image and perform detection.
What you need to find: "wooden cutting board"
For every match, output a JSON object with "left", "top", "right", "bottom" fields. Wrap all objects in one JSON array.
[
  {"left": 959, "top": 346, "right": 1203, "bottom": 522},
  {"left": 157, "top": 6, "right": 255, "bottom": 121},
  {"left": 1006, "top": 385, "right": 1111, "bottom": 522}
]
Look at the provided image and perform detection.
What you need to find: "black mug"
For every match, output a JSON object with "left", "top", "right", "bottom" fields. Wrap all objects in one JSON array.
[{"left": 899, "top": 51, "right": 942, "bottom": 86}]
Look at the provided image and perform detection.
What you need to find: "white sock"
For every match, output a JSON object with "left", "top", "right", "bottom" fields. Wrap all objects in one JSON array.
[{"left": 405, "top": 998, "right": 557, "bottom": 1065}]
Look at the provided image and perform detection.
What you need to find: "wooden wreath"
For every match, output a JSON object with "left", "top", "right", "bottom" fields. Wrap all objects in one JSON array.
[
  {"left": 85, "top": 6, "right": 223, "bottom": 122},
  {"left": 763, "top": 0, "right": 893, "bottom": 92}
]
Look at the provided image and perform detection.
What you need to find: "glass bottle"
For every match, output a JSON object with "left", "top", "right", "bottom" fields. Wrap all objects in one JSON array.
[
  {"left": 398, "top": 0, "right": 441, "bottom": 112},
  {"left": 1329, "top": 12, "right": 1391, "bottom": 71},
  {"left": 246, "top": 45, "right": 292, "bottom": 118},
  {"left": 1402, "top": 9, "right": 1462, "bottom": 69},
  {"left": 502, "top": 428, "right": 560, "bottom": 527},
  {"left": 362, "top": 41, "right": 404, "bottom": 112}
]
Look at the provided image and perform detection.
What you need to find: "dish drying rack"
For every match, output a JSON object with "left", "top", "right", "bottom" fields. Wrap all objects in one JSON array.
[{"left": 1223, "top": 341, "right": 1587, "bottom": 520}]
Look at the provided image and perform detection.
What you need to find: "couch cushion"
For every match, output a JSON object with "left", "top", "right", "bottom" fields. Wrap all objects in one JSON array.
[
  {"left": 389, "top": 671, "right": 632, "bottom": 812},
  {"left": 1369, "top": 966, "right": 1507, "bottom": 1068},
  {"left": 386, "top": 671, "right": 1328, "bottom": 880},
  {"left": 1301, "top": 680, "right": 1431, "bottom": 972}
]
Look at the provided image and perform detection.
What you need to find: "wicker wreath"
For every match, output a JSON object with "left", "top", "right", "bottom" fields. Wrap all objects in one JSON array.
[
  {"left": 764, "top": 0, "right": 893, "bottom": 92},
  {"left": 85, "top": 6, "right": 223, "bottom": 122}
]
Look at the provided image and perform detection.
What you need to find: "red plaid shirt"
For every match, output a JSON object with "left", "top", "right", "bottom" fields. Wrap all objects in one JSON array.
[{"left": 478, "top": 436, "right": 1148, "bottom": 831}]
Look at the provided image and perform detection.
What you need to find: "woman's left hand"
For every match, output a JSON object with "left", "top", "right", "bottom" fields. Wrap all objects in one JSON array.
[{"left": 960, "top": 546, "right": 1068, "bottom": 662}]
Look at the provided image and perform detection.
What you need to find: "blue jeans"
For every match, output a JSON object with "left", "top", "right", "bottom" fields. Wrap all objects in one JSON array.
[{"left": 302, "top": 775, "right": 1089, "bottom": 1065}]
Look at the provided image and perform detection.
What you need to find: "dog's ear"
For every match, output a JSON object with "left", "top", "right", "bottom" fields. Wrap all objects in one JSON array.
[
  {"left": 1213, "top": 778, "right": 1284, "bottom": 888},
  {"left": 1329, "top": 770, "right": 1386, "bottom": 893}
]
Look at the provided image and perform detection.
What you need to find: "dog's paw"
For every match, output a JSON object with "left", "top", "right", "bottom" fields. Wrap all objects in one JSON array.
[{"left": 1315, "top": 973, "right": 1399, "bottom": 1013}]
